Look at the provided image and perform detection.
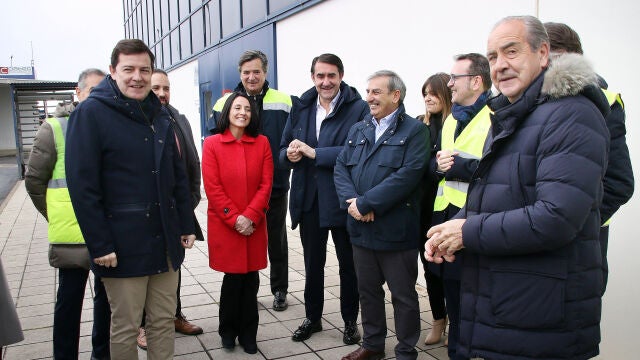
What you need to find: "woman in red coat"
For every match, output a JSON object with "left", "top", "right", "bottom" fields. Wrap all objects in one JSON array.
[{"left": 202, "top": 92, "right": 273, "bottom": 354}]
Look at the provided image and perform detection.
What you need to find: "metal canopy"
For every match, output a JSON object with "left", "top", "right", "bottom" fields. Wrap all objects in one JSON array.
[{"left": 5, "top": 80, "right": 77, "bottom": 178}]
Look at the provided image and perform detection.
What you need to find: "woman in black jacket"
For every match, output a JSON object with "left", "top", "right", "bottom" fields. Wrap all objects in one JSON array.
[{"left": 417, "top": 73, "right": 452, "bottom": 345}]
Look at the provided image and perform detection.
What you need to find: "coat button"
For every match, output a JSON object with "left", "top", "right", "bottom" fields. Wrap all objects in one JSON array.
[
  {"left": 224, "top": 208, "right": 229, "bottom": 214},
  {"left": 145, "top": 137, "right": 148, "bottom": 141},
  {"left": 159, "top": 140, "right": 163, "bottom": 144}
]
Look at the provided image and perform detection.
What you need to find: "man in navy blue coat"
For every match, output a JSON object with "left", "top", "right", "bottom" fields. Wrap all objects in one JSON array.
[
  {"left": 335, "top": 70, "right": 429, "bottom": 360},
  {"left": 66, "top": 39, "right": 196, "bottom": 359},
  {"left": 426, "top": 16, "right": 608, "bottom": 360},
  {"left": 280, "top": 54, "right": 368, "bottom": 345}
]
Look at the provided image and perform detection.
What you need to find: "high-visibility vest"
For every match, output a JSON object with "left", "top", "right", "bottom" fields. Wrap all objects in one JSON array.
[
  {"left": 433, "top": 106, "right": 491, "bottom": 211},
  {"left": 212, "top": 88, "right": 292, "bottom": 112},
  {"left": 600, "top": 88, "right": 625, "bottom": 227},
  {"left": 45, "top": 117, "right": 84, "bottom": 244}
]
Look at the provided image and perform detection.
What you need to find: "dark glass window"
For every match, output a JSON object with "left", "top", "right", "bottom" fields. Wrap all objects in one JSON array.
[
  {"left": 153, "top": 0, "right": 162, "bottom": 40},
  {"left": 141, "top": 2, "right": 148, "bottom": 43},
  {"left": 190, "top": 0, "right": 202, "bottom": 13},
  {"left": 155, "top": 42, "right": 163, "bottom": 68},
  {"left": 170, "top": 0, "right": 179, "bottom": 28},
  {"left": 206, "top": 1, "right": 221, "bottom": 45},
  {"left": 132, "top": 10, "right": 138, "bottom": 38},
  {"left": 161, "top": 0, "right": 170, "bottom": 35},
  {"left": 268, "top": 0, "right": 297, "bottom": 14},
  {"left": 139, "top": 7, "right": 145, "bottom": 41},
  {"left": 191, "top": 9, "right": 205, "bottom": 53},
  {"left": 180, "top": 20, "right": 191, "bottom": 59},
  {"left": 243, "top": 0, "right": 267, "bottom": 26},
  {"left": 179, "top": 0, "right": 190, "bottom": 20},
  {"left": 221, "top": 0, "right": 241, "bottom": 37},
  {"left": 171, "top": 29, "right": 181, "bottom": 64},
  {"left": 163, "top": 36, "right": 171, "bottom": 68}
]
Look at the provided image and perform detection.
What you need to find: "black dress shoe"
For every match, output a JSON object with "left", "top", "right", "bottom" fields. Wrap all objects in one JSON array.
[
  {"left": 291, "top": 318, "right": 322, "bottom": 341},
  {"left": 343, "top": 320, "right": 361, "bottom": 345},
  {"left": 273, "top": 291, "right": 288, "bottom": 311},
  {"left": 239, "top": 340, "right": 258, "bottom": 354},
  {"left": 221, "top": 336, "right": 236, "bottom": 350}
]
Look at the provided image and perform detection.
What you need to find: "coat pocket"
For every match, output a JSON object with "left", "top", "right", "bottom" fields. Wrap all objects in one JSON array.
[
  {"left": 377, "top": 136, "right": 407, "bottom": 168},
  {"left": 106, "top": 203, "right": 154, "bottom": 256},
  {"left": 345, "top": 138, "right": 365, "bottom": 167},
  {"left": 490, "top": 257, "right": 567, "bottom": 329}
]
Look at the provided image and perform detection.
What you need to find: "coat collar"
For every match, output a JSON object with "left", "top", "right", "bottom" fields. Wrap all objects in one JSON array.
[{"left": 218, "top": 129, "right": 257, "bottom": 143}]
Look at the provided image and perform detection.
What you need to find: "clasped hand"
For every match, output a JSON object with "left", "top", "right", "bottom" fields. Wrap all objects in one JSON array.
[
  {"left": 286, "top": 139, "right": 315, "bottom": 162},
  {"left": 424, "top": 219, "right": 466, "bottom": 263},
  {"left": 235, "top": 215, "right": 255, "bottom": 236},
  {"left": 346, "top": 198, "right": 374, "bottom": 222}
]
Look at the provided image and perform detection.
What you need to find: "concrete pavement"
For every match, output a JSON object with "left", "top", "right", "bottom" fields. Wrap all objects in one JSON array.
[{"left": 0, "top": 182, "right": 448, "bottom": 359}]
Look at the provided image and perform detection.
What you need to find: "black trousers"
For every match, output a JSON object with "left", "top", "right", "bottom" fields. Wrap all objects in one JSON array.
[
  {"left": 267, "top": 194, "right": 289, "bottom": 294},
  {"left": 443, "top": 278, "right": 467, "bottom": 360},
  {"left": 54, "top": 268, "right": 110, "bottom": 360},
  {"left": 299, "top": 198, "right": 359, "bottom": 323},
  {"left": 353, "top": 245, "right": 420, "bottom": 360},
  {"left": 419, "top": 241, "right": 447, "bottom": 320},
  {"left": 218, "top": 272, "right": 260, "bottom": 344}
]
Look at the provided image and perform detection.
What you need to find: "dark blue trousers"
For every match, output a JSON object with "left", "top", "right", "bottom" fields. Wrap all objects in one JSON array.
[
  {"left": 54, "top": 268, "right": 110, "bottom": 360},
  {"left": 299, "top": 198, "right": 359, "bottom": 323}
]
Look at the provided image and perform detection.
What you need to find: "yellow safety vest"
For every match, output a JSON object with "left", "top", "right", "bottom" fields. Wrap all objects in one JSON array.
[
  {"left": 212, "top": 88, "right": 292, "bottom": 112},
  {"left": 433, "top": 106, "right": 491, "bottom": 211},
  {"left": 600, "top": 88, "right": 624, "bottom": 227},
  {"left": 45, "top": 117, "right": 84, "bottom": 244}
]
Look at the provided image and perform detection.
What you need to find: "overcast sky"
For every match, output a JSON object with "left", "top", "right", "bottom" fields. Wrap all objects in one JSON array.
[{"left": 0, "top": 0, "right": 124, "bottom": 82}]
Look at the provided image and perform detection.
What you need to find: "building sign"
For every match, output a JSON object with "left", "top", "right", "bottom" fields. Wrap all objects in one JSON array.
[{"left": 0, "top": 66, "right": 36, "bottom": 79}]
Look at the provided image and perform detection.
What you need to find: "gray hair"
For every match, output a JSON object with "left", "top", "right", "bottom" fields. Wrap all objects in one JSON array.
[
  {"left": 493, "top": 15, "right": 549, "bottom": 51},
  {"left": 237, "top": 50, "right": 268, "bottom": 73},
  {"left": 367, "top": 70, "right": 406, "bottom": 103},
  {"left": 54, "top": 102, "right": 76, "bottom": 117},
  {"left": 77, "top": 68, "right": 106, "bottom": 90}
]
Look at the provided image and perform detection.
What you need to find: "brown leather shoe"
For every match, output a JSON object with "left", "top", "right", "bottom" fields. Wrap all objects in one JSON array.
[
  {"left": 341, "top": 347, "right": 385, "bottom": 360},
  {"left": 137, "top": 327, "right": 147, "bottom": 350},
  {"left": 175, "top": 314, "right": 203, "bottom": 335}
]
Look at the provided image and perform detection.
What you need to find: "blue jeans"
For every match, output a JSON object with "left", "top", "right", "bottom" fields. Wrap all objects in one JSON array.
[{"left": 54, "top": 268, "right": 110, "bottom": 360}]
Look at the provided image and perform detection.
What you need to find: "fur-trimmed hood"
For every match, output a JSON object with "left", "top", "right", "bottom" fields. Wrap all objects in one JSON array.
[{"left": 542, "top": 53, "right": 599, "bottom": 99}]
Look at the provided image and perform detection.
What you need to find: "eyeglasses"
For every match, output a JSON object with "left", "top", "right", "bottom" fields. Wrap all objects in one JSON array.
[{"left": 448, "top": 74, "right": 478, "bottom": 85}]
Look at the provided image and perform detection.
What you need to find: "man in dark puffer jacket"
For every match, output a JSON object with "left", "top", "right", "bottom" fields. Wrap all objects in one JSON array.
[{"left": 425, "top": 16, "right": 608, "bottom": 359}]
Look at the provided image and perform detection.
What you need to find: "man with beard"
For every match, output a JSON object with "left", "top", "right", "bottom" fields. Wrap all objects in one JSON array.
[{"left": 280, "top": 54, "right": 368, "bottom": 345}]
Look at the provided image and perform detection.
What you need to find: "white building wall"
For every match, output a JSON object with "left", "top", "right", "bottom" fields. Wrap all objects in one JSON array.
[
  {"left": 165, "top": 60, "right": 202, "bottom": 160},
  {"left": 276, "top": 0, "right": 639, "bottom": 358}
]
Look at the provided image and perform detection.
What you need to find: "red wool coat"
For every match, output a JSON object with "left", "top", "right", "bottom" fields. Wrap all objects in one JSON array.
[{"left": 202, "top": 130, "right": 273, "bottom": 273}]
